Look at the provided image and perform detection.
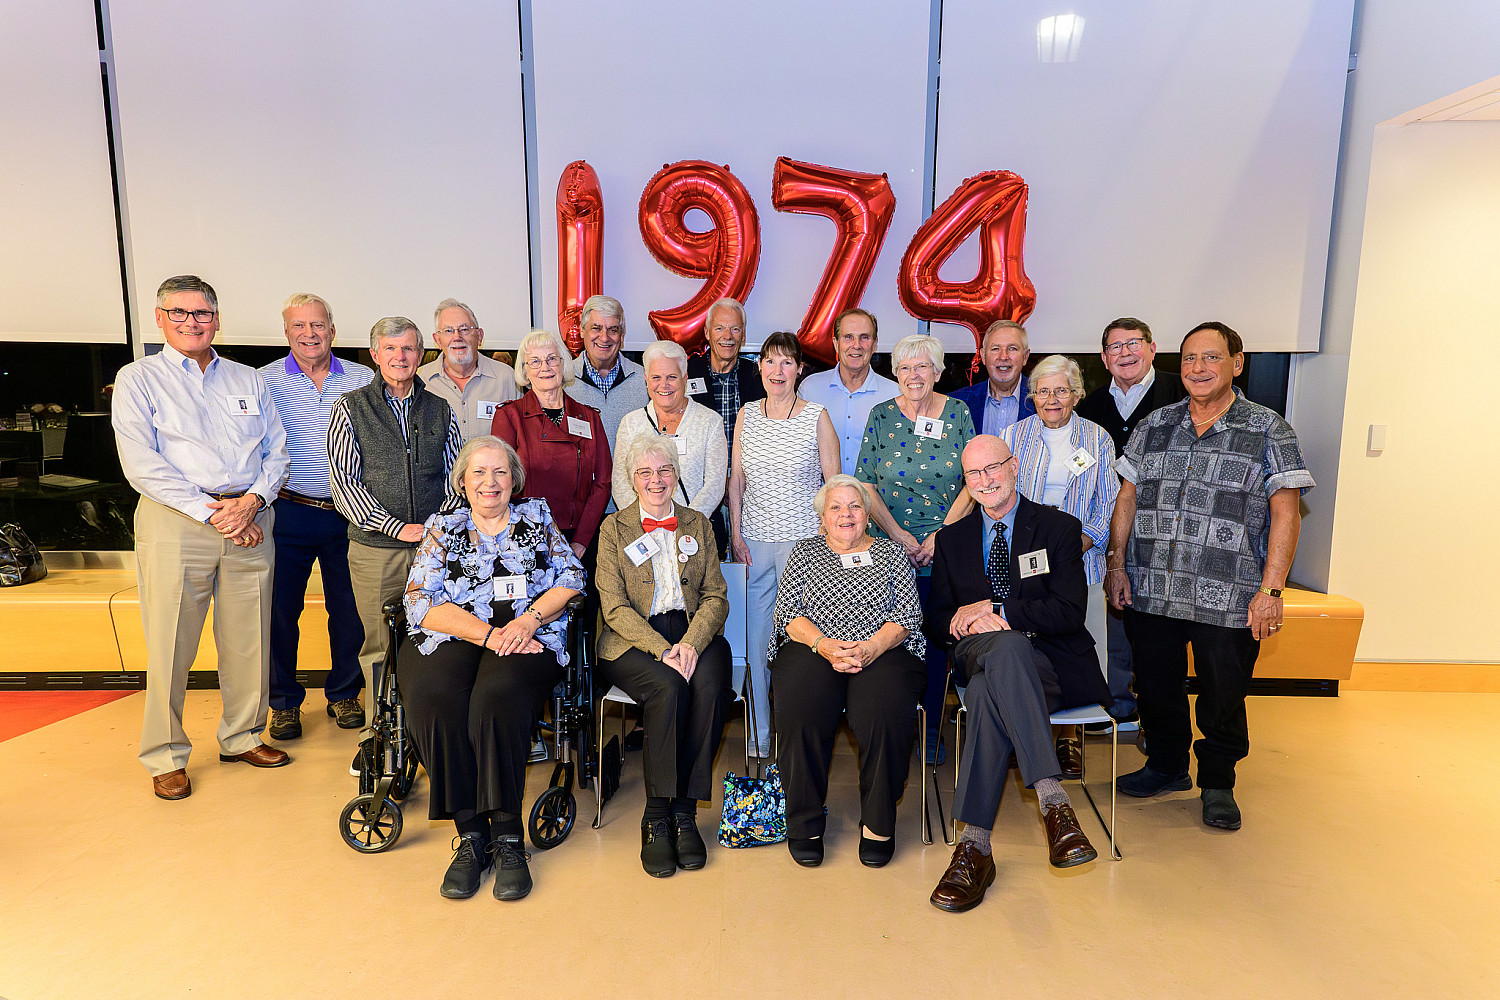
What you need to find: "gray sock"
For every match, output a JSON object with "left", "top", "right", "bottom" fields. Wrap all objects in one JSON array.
[
  {"left": 1035, "top": 777, "right": 1070, "bottom": 812},
  {"left": 957, "top": 823, "right": 992, "bottom": 855}
]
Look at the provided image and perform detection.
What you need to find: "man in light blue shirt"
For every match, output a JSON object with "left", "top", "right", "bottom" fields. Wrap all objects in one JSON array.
[
  {"left": 113, "top": 275, "right": 292, "bottom": 800},
  {"left": 797, "top": 308, "right": 898, "bottom": 476},
  {"left": 951, "top": 320, "right": 1036, "bottom": 436}
]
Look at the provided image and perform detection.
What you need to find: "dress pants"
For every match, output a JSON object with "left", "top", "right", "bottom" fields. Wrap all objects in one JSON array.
[
  {"left": 597, "top": 610, "right": 733, "bottom": 802},
  {"left": 1125, "top": 608, "right": 1260, "bottom": 790},
  {"left": 134, "top": 497, "right": 274, "bottom": 776},
  {"left": 770, "top": 642, "right": 924, "bottom": 839},
  {"left": 399, "top": 602, "right": 564, "bottom": 820},
  {"left": 347, "top": 540, "right": 415, "bottom": 721},
  {"left": 950, "top": 630, "right": 1065, "bottom": 829},
  {"left": 268, "top": 499, "right": 364, "bottom": 709},
  {"left": 739, "top": 536, "right": 797, "bottom": 753}
]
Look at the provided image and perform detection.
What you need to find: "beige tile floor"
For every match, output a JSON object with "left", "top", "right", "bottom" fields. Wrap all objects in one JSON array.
[{"left": 1, "top": 689, "right": 1495, "bottom": 1000}]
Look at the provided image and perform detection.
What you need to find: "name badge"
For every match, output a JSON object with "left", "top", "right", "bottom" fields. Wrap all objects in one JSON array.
[
  {"left": 625, "top": 534, "right": 660, "bottom": 566},
  {"left": 1017, "top": 549, "right": 1050, "bottom": 579},
  {"left": 224, "top": 394, "right": 260, "bottom": 416},
  {"left": 493, "top": 574, "right": 528, "bottom": 599},
  {"left": 566, "top": 415, "right": 592, "bottom": 439},
  {"left": 678, "top": 534, "right": 699, "bottom": 556},
  {"left": 1066, "top": 447, "right": 1096, "bottom": 476},
  {"left": 839, "top": 551, "right": 873, "bottom": 569},
  {"left": 477, "top": 399, "right": 502, "bottom": 422},
  {"left": 687, "top": 377, "right": 708, "bottom": 396},
  {"left": 913, "top": 416, "right": 945, "bottom": 440}
]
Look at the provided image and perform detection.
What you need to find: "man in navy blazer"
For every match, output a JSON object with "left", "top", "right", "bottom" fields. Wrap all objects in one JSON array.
[
  {"left": 925, "top": 434, "right": 1108, "bottom": 912},
  {"left": 950, "top": 320, "right": 1036, "bottom": 436}
]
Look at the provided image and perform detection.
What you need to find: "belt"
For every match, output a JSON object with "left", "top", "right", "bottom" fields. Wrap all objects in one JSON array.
[
  {"left": 205, "top": 490, "right": 247, "bottom": 501},
  {"left": 277, "top": 487, "right": 339, "bottom": 511}
]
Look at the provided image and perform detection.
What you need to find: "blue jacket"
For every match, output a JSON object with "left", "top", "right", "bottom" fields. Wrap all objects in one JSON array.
[{"left": 950, "top": 375, "right": 1035, "bottom": 437}]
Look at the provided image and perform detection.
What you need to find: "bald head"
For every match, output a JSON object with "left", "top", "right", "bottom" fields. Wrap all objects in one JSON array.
[{"left": 961, "top": 434, "right": 1019, "bottom": 519}]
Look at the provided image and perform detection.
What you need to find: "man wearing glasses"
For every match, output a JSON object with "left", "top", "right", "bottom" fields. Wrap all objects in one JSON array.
[
  {"left": 566, "top": 294, "right": 646, "bottom": 450},
  {"left": 926, "top": 434, "right": 1107, "bottom": 912},
  {"left": 1076, "top": 317, "right": 1185, "bottom": 456},
  {"left": 416, "top": 298, "right": 519, "bottom": 442},
  {"left": 329, "top": 317, "right": 463, "bottom": 724},
  {"left": 113, "top": 275, "right": 292, "bottom": 800},
  {"left": 1106, "top": 322, "right": 1313, "bottom": 831},
  {"left": 952, "top": 319, "right": 1037, "bottom": 437}
]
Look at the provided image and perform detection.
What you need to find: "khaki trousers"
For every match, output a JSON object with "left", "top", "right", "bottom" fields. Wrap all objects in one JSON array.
[
  {"left": 135, "top": 497, "right": 274, "bottom": 776},
  {"left": 346, "top": 540, "right": 415, "bottom": 719}
]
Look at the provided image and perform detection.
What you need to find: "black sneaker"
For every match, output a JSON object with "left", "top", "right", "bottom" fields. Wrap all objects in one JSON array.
[
  {"left": 327, "top": 698, "right": 365, "bottom": 729},
  {"left": 641, "top": 817, "right": 677, "bottom": 878},
  {"left": 670, "top": 813, "right": 707, "bottom": 871},
  {"left": 440, "top": 833, "right": 491, "bottom": 899},
  {"left": 1201, "top": 788, "right": 1242, "bottom": 830},
  {"left": 489, "top": 836, "right": 533, "bottom": 900},
  {"left": 268, "top": 708, "right": 301, "bottom": 741}
]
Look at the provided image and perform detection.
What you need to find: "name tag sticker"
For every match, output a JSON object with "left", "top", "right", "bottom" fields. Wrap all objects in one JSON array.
[
  {"left": 839, "top": 551, "right": 872, "bottom": 569},
  {"left": 476, "top": 399, "right": 501, "bottom": 421},
  {"left": 224, "top": 394, "right": 260, "bottom": 416},
  {"left": 625, "top": 534, "right": 660, "bottom": 566},
  {"left": 687, "top": 377, "right": 708, "bottom": 396},
  {"left": 566, "top": 415, "right": 592, "bottom": 439},
  {"left": 1018, "top": 549, "right": 1050, "bottom": 579},
  {"left": 493, "top": 574, "right": 527, "bottom": 599},
  {"left": 1066, "top": 447, "right": 1096, "bottom": 475},
  {"left": 913, "top": 416, "right": 945, "bottom": 440},
  {"left": 678, "top": 534, "right": 699, "bottom": 557}
]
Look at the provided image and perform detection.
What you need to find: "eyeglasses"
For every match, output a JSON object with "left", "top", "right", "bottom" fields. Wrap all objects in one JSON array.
[
  {"left": 525, "top": 355, "right": 563, "bottom": 370},
  {"left": 1181, "top": 352, "right": 1228, "bottom": 366},
  {"left": 895, "top": 362, "right": 935, "bottom": 376},
  {"left": 961, "top": 456, "right": 1015, "bottom": 482},
  {"left": 438, "top": 325, "right": 478, "bottom": 338},
  {"left": 634, "top": 466, "right": 676, "bottom": 481},
  {"left": 160, "top": 307, "right": 216, "bottom": 323},
  {"left": 1032, "top": 386, "right": 1074, "bottom": 399},
  {"left": 1104, "top": 337, "right": 1146, "bottom": 355}
]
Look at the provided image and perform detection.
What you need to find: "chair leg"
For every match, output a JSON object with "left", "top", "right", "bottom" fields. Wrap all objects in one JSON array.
[
  {"left": 1073, "top": 719, "right": 1122, "bottom": 860},
  {"left": 592, "top": 697, "right": 606, "bottom": 829},
  {"left": 917, "top": 704, "right": 931, "bottom": 845}
]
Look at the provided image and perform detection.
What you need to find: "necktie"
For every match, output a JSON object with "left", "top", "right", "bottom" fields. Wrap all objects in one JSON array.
[
  {"left": 642, "top": 516, "right": 678, "bottom": 532},
  {"left": 987, "top": 522, "right": 1011, "bottom": 602}
]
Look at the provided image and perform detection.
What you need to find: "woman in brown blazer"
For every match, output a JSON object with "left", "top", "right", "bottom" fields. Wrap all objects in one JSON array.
[{"left": 595, "top": 433, "right": 732, "bottom": 879}]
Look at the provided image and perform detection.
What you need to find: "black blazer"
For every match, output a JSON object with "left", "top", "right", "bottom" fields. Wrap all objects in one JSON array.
[
  {"left": 1076, "top": 370, "right": 1187, "bottom": 456},
  {"left": 925, "top": 496, "right": 1107, "bottom": 710}
]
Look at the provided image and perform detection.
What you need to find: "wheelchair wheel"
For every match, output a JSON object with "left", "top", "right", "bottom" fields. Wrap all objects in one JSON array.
[
  {"left": 339, "top": 793, "right": 403, "bottom": 853},
  {"left": 528, "top": 786, "right": 575, "bottom": 850},
  {"left": 391, "top": 747, "right": 420, "bottom": 802}
]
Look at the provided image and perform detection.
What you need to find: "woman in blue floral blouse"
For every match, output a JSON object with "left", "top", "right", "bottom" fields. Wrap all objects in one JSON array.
[{"left": 400, "top": 435, "right": 584, "bottom": 903}]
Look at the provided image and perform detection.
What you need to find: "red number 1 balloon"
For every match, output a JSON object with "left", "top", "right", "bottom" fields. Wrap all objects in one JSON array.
[
  {"left": 556, "top": 160, "right": 604, "bottom": 355},
  {"left": 638, "top": 160, "right": 760, "bottom": 353},
  {"left": 897, "top": 170, "right": 1036, "bottom": 349},
  {"left": 771, "top": 157, "right": 896, "bottom": 366}
]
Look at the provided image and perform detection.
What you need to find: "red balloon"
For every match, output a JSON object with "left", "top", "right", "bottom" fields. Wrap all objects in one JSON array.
[
  {"left": 897, "top": 170, "right": 1036, "bottom": 350},
  {"left": 771, "top": 157, "right": 896, "bottom": 367},
  {"left": 556, "top": 160, "right": 604, "bottom": 355},
  {"left": 638, "top": 160, "right": 760, "bottom": 353}
]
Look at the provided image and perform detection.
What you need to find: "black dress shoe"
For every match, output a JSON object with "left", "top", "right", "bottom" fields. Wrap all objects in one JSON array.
[
  {"left": 671, "top": 814, "right": 707, "bottom": 870},
  {"left": 641, "top": 817, "right": 677, "bottom": 877},
  {"left": 1116, "top": 764, "right": 1191, "bottom": 797},
  {"left": 489, "top": 836, "right": 533, "bottom": 900},
  {"left": 1201, "top": 788, "right": 1242, "bottom": 830},
  {"left": 788, "top": 837, "right": 823, "bottom": 867},
  {"left": 858, "top": 834, "right": 895, "bottom": 868},
  {"left": 440, "top": 833, "right": 491, "bottom": 899}
]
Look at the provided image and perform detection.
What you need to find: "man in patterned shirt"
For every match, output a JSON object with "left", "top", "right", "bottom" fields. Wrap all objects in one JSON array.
[{"left": 1106, "top": 322, "right": 1314, "bottom": 831}]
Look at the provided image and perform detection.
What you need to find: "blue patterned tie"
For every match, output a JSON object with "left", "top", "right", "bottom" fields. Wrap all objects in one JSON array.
[{"left": 987, "top": 523, "right": 1011, "bottom": 602}]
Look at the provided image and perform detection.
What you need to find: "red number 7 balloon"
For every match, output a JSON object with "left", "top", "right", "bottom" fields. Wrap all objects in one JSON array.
[
  {"left": 771, "top": 157, "right": 896, "bottom": 367},
  {"left": 638, "top": 160, "right": 761, "bottom": 353},
  {"left": 556, "top": 160, "right": 604, "bottom": 355},
  {"left": 897, "top": 170, "right": 1036, "bottom": 350}
]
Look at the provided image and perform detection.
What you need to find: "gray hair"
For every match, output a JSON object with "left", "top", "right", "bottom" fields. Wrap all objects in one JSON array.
[
  {"left": 514, "top": 329, "right": 576, "bottom": 388},
  {"left": 580, "top": 294, "right": 625, "bottom": 334},
  {"left": 983, "top": 319, "right": 1029, "bottom": 353},
  {"left": 622, "top": 433, "right": 682, "bottom": 486},
  {"left": 640, "top": 339, "right": 689, "bottom": 378},
  {"left": 282, "top": 292, "right": 333, "bottom": 326},
  {"left": 451, "top": 434, "right": 525, "bottom": 495},
  {"left": 433, "top": 297, "right": 479, "bottom": 332},
  {"left": 814, "top": 474, "right": 872, "bottom": 518},
  {"left": 369, "top": 316, "right": 423, "bottom": 353},
  {"left": 704, "top": 296, "right": 746, "bottom": 333},
  {"left": 890, "top": 334, "right": 944, "bottom": 373},
  {"left": 157, "top": 274, "right": 218, "bottom": 311},
  {"left": 1027, "top": 354, "right": 1084, "bottom": 401}
]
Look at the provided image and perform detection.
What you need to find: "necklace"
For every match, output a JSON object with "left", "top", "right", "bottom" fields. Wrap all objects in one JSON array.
[
  {"left": 765, "top": 395, "right": 797, "bottom": 420},
  {"left": 1191, "top": 398, "right": 1233, "bottom": 429}
]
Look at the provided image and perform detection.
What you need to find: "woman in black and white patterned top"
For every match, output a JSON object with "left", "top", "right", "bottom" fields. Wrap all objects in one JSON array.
[{"left": 769, "top": 474, "right": 926, "bottom": 870}]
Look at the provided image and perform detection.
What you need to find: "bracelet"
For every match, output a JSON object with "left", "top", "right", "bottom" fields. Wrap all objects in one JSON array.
[
  {"left": 526, "top": 607, "right": 544, "bottom": 623},
  {"left": 1105, "top": 567, "right": 1127, "bottom": 575},
  {"left": 812, "top": 637, "right": 823, "bottom": 656},
  {"left": 482, "top": 625, "right": 496, "bottom": 648}
]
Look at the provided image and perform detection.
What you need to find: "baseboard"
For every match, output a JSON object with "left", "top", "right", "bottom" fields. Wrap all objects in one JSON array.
[
  {"left": 0, "top": 670, "right": 331, "bottom": 691},
  {"left": 1344, "top": 662, "right": 1500, "bottom": 693}
]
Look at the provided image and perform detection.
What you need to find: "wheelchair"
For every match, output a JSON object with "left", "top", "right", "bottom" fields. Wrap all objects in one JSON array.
[{"left": 337, "top": 596, "right": 598, "bottom": 854}]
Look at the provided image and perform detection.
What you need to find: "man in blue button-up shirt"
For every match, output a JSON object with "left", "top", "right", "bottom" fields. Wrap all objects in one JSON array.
[
  {"left": 798, "top": 308, "right": 898, "bottom": 476},
  {"left": 113, "top": 275, "right": 293, "bottom": 800},
  {"left": 951, "top": 320, "right": 1037, "bottom": 437}
]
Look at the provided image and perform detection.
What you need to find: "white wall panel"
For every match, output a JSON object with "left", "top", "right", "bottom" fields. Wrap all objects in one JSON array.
[
  {"left": 934, "top": 0, "right": 1352, "bottom": 354},
  {"left": 532, "top": 0, "right": 931, "bottom": 352},
  {"left": 110, "top": 2, "right": 531, "bottom": 348},
  {"left": 0, "top": 0, "right": 125, "bottom": 343}
]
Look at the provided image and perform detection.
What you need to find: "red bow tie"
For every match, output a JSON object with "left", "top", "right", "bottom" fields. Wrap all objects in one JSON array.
[{"left": 642, "top": 516, "right": 678, "bottom": 532}]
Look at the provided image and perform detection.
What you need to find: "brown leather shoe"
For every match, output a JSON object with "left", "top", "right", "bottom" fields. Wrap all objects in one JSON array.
[
  {"left": 1055, "top": 736, "right": 1083, "bottom": 780},
  {"left": 929, "top": 842, "right": 996, "bottom": 913},
  {"left": 1043, "top": 803, "right": 1098, "bottom": 868},
  {"left": 219, "top": 744, "right": 291, "bottom": 768},
  {"left": 152, "top": 768, "right": 192, "bottom": 800}
]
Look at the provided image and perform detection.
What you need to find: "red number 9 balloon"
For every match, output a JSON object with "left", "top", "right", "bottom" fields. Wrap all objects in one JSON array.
[
  {"left": 897, "top": 170, "right": 1036, "bottom": 350},
  {"left": 556, "top": 160, "right": 604, "bottom": 355},
  {"left": 638, "top": 160, "right": 761, "bottom": 353}
]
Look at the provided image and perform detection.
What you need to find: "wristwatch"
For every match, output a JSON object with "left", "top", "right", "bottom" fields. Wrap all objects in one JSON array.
[{"left": 1257, "top": 586, "right": 1283, "bottom": 598}]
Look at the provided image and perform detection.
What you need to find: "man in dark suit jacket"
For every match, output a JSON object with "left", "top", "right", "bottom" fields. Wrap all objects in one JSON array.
[
  {"left": 925, "top": 435, "right": 1108, "bottom": 913},
  {"left": 949, "top": 319, "right": 1036, "bottom": 437}
]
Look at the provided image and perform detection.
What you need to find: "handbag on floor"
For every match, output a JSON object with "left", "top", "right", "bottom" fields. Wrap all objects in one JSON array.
[
  {"left": 0, "top": 523, "right": 46, "bottom": 586},
  {"left": 717, "top": 676, "right": 786, "bottom": 847}
]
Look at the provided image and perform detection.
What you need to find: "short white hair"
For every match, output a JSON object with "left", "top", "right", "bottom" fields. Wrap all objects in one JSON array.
[
  {"left": 622, "top": 433, "right": 681, "bottom": 485},
  {"left": 282, "top": 292, "right": 333, "bottom": 326},
  {"left": 514, "top": 329, "right": 576, "bottom": 388},
  {"left": 890, "top": 334, "right": 944, "bottom": 373},
  {"left": 1027, "top": 354, "right": 1083, "bottom": 401},
  {"left": 369, "top": 316, "right": 422, "bottom": 353},
  {"left": 641, "top": 339, "right": 689, "bottom": 378},
  {"left": 704, "top": 297, "right": 746, "bottom": 332},
  {"left": 451, "top": 435, "right": 524, "bottom": 495},
  {"left": 433, "top": 298, "right": 478, "bottom": 331},
  {"left": 814, "top": 474, "right": 872, "bottom": 518}
]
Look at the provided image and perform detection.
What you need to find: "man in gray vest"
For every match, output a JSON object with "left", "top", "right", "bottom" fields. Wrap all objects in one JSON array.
[{"left": 329, "top": 317, "right": 463, "bottom": 720}]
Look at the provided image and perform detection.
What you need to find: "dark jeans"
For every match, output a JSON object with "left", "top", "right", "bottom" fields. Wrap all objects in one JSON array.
[
  {"left": 1125, "top": 608, "right": 1261, "bottom": 789},
  {"left": 268, "top": 499, "right": 364, "bottom": 708}
]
